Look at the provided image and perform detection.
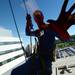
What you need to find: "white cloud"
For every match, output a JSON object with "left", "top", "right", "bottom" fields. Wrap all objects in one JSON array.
[{"left": 0, "top": 27, "right": 13, "bottom": 37}]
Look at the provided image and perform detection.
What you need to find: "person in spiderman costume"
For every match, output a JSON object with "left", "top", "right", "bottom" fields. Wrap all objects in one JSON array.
[
  {"left": 11, "top": 0, "right": 75, "bottom": 75},
  {"left": 26, "top": 0, "right": 75, "bottom": 75}
]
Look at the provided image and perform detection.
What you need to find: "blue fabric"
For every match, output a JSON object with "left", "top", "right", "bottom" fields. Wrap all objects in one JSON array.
[
  {"left": 11, "top": 55, "right": 52, "bottom": 75},
  {"left": 38, "top": 29, "right": 56, "bottom": 55},
  {"left": 11, "top": 56, "right": 38, "bottom": 75}
]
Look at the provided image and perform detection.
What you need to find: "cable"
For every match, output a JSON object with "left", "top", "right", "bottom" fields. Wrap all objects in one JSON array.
[
  {"left": 22, "top": 0, "right": 34, "bottom": 53},
  {"left": 22, "top": 0, "right": 28, "bottom": 14},
  {"left": 23, "top": 0, "right": 38, "bottom": 54},
  {"left": 8, "top": 0, "right": 26, "bottom": 59}
]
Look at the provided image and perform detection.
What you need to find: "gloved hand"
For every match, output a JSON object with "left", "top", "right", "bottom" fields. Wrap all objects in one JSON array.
[{"left": 26, "top": 14, "right": 31, "bottom": 20}]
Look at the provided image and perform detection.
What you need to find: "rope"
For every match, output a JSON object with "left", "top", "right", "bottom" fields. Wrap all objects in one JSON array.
[
  {"left": 22, "top": 0, "right": 28, "bottom": 14},
  {"left": 8, "top": 0, "right": 26, "bottom": 59},
  {"left": 22, "top": 0, "right": 38, "bottom": 54},
  {"left": 22, "top": 0, "right": 34, "bottom": 53}
]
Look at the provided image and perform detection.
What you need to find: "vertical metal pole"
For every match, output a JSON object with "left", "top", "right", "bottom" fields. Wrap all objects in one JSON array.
[
  {"left": 30, "top": 35, "right": 33, "bottom": 53},
  {"left": 22, "top": 0, "right": 33, "bottom": 53},
  {"left": 56, "top": 67, "right": 58, "bottom": 75}
]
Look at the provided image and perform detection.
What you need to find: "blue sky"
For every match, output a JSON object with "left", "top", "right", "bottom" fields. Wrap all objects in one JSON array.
[{"left": 0, "top": 0, "right": 75, "bottom": 47}]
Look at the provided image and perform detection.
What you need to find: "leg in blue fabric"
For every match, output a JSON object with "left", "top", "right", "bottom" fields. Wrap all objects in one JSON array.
[
  {"left": 11, "top": 57, "right": 36, "bottom": 75},
  {"left": 38, "top": 55, "right": 52, "bottom": 75}
]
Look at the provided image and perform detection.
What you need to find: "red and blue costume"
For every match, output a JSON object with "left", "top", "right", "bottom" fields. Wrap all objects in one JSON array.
[{"left": 11, "top": 0, "right": 75, "bottom": 75}]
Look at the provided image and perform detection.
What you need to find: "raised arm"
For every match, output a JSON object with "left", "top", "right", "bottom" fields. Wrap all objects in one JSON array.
[
  {"left": 26, "top": 14, "right": 32, "bottom": 35},
  {"left": 25, "top": 14, "right": 39, "bottom": 36}
]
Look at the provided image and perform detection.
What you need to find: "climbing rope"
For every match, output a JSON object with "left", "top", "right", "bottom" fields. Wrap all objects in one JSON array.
[
  {"left": 8, "top": 0, "right": 26, "bottom": 59},
  {"left": 22, "top": 0, "right": 34, "bottom": 53},
  {"left": 22, "top": 0, "right": 28, "bottom": 14}
]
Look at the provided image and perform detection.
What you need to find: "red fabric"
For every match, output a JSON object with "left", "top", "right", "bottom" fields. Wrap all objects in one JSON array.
[{"left": 49, "top": 23, "right": 70, "bottom": 41}]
